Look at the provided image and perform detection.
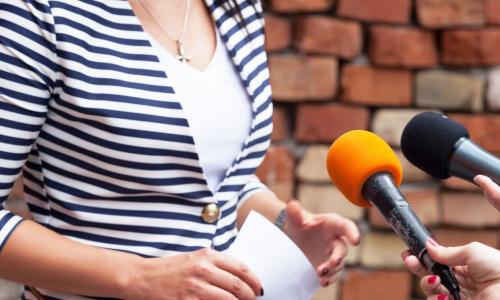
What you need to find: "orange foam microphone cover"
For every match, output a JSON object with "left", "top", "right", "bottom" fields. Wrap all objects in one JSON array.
[{"left": 326, "top": 130, "right": 403, "bottom": 208}]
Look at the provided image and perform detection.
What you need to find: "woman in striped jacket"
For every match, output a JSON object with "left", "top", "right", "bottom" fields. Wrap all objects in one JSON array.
[{"left": 0, "top": 1, "right": 360, "bottom": 299}]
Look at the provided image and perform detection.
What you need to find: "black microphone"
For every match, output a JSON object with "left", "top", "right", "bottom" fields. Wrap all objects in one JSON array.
[
  {"left": 326, "top": 130, "right": 461, "bottom": 299},
  {"left": 401, "top": 111, "right": 500, "bottom": 185}
]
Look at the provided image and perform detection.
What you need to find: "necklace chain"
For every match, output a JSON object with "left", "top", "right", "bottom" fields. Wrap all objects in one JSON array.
[{"left": 138, "top": 0, "right": 192, "bottom": 63}]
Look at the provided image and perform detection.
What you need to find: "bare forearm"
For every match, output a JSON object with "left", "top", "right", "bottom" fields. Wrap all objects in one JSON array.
[
  {"left": 237, "top": 190, "right": 285, "bottom": 229},
  {"left": 0, "top": 220, "right": 142, "bottom": 298}
]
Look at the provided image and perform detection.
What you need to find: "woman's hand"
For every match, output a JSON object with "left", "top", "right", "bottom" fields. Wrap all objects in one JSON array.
[
  {"left": 283, "top": 201, "right": 360, "bottom": 287},
  {"left": 402, "top": 241, "right": 500, "bottom": 300},
  {"left": 127, "top": 248, "right": 263, "bottom": 300},
  {"left": 474, "top": 175, "right": 500, "bottom": 212}
]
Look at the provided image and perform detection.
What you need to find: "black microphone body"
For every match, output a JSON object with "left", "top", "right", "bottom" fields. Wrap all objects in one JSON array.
[
  {"left": 362, "top": 172, "right": 460, "bottom": 296},
  {"left": 449, "top": 138, "right": 500, "bottom": 185}
]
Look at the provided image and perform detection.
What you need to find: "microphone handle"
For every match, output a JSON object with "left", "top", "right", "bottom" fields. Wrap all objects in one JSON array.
[
  {"left": 449, "top": 138, "right": 500, "bottom": 185},
  {"left": 362, "top": 173, "right": 460, "bottom": 296}
]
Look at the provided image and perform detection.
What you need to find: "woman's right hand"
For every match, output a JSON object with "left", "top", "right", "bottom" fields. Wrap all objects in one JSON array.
[
  {"left": 474, "top": 175, "right": 500, "bottom": 212},
  {"left": 403, "top": 241, "right": 500, "bottom": 300},
  {"left": 126, "top": 248, "right": 262, "bottom": 300}
]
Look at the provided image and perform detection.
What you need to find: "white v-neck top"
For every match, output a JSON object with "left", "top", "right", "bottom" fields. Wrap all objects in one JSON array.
[{"left": 149, "top": 33, "right": 253, "bottom": 193}]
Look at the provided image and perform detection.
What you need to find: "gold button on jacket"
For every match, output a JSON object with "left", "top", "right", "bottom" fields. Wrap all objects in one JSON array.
[{"left": 202, "top": 203, "right": 220, "bottom": 224}]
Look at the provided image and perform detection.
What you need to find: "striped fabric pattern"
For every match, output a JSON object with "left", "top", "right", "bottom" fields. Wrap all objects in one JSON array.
[{"left": 0, "top": 0, "right": 272, "bottom": 298}]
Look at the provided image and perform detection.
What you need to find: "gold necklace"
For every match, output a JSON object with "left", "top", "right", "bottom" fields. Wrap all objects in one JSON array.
[{"left": 138, "top": 0, "right": 192, "bottom": 63}]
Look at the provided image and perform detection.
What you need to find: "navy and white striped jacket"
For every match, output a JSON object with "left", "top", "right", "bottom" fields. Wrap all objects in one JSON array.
[{"left": 0, "top": 0, "right": 272, "bottom": 298}]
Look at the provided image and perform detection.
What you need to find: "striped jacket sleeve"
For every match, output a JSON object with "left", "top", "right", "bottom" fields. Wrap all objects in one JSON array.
[
  {"left": 0, "top": 0, "right": 56, "bottom": 251},
  {"left": 237, "top": 174, "right": 269, "bottom": 208}
]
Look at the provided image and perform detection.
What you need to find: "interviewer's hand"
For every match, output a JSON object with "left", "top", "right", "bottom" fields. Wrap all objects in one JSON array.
[
  {"left": 474, "top": 175, "right": 500, "bottom": 212},
  {"left": 284, "top": 201, "right": 361, "bottom": 287},
  {"left": 402, "top": 241, "right": 500, "bottom": 300},
  {"left": 127, "top": 248, "right": 262, "bottom": 300}
]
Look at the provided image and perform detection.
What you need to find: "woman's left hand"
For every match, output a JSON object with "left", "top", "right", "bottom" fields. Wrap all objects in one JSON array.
[{"left": 283, "top": 200, "right": 361, "bottom": 287}]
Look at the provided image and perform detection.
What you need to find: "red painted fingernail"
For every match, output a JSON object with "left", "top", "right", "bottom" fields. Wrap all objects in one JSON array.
[
  {"left": 427, "top": 275, "right": 438, "bottom": 284},
  {"left": 437, "top": 294, "right": 448, "bottom": 300},
  {"left": 323, "top": 280, "right": 330, "bottom": 287},
  {"left": 335, "top": 258, "right": 343, "bottom": 267},
  {"left": 260, "top": 288, "right": 264, "bottom": 296},
  {"left": 321, "top": 268, "right": 329, "bottom": 276},
  {"left": 428, "top": 238, "right": 439, "bottom": 247}
]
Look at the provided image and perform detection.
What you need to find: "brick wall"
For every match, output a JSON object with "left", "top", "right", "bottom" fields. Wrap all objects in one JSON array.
[{"left": 259, "top": 0, "right": 500, "bottom": 299}]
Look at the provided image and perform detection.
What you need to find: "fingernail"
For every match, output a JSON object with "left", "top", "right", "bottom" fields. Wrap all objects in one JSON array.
[
  {"left": 437, "top": 294, "right": 448, "bottom": 300},
  {"left": 427, "top": 275, "right": 438, "bottom": 284},
  {"left": 428, "top": 238, "right": 439, "bottom": 247},
  {"left": 323, "top": 280, "right": 329, "bottom": 287},
  {"left": 260, "top": 288, "right": 264, "bottom": 296},
  {"left": 321, "top": 268, "right": 329, "bottom": 276}
]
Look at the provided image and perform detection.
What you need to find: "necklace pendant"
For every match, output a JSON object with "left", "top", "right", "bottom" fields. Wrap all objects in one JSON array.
[{"left": 175, "top": 40, "right": 192, "bottom": 63}]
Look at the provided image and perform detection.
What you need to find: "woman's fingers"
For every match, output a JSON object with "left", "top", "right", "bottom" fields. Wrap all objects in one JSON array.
[
  {"left": 401, "top": 250, "right": 429, "bottom": 277},
  {"left": 317, "top": 238, "right": 347, "bottom": 284},
  {"left": 420, "top": 275, "right": 449, "bottom": 296},
  {"left": 474, "top": 175, "right": 500, "bottom": 211},
  {"left": 195, "top": 281, "right": 240, "bottom": 300},
  {"left": 211, "top": 251, "right": 262, "bottom": 297},
  {"left": 323, "top": 214, "right": 360, "bottom": 246},
  {"left": 205, "top": 266, "right": 259, "bottom": 300},
  {"left": 426, "top": 240, "right": 476, "bottom": 267},
  {"left": 427, "top": 294, "right": 452, "bottom": 300}
]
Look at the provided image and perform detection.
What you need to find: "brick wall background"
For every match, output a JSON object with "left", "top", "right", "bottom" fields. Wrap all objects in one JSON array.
[
  {"left": 259, "top": 0, "right": 500, "bottom": 299},
  {"left": 1, "top": 0, "right": 500, "bottom": 299}
]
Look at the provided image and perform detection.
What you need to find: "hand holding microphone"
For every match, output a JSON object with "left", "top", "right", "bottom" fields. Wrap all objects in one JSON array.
[
  {"left": 403, "top": 241, "right": 500, "bottom": 300},
  {"left": 474, "top": 175, "right": 500, "bottom": 211},
  {"left": 399, "top": 112, "right": 500, "bottom": 299},
  {"left": 326, "top": 130, "right": 461, "bottom": 298},
  {"left": 402, "top": 174, "right": 500, "bottom": 300}
]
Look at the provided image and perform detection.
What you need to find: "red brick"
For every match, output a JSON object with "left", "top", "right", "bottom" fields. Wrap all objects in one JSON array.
[
  {"left": 361, "top": 233, "right": 407, "bottom": 267},
  {"left": 264, "top": 15, "right": 291, "bottom": 52},
  {"left": 296, "top": 146, "right": 331, "bottom": 182},
  {"left": 448, "top": 114, "right": 500, "bottom": 153},
  {"left": 255, "top": 146, "right": 295, "bottom": 182},
  {"left": 337, "top": 0, "right": 411, "bottom": 24},
  {"left": 295, "top": 104, "right": 370, "bottom": 142},
  {"left": 298, "top": 184, "right": 364, "bottom": 221},
  {"left": 442, "top": 192, "right": 500, "bottom": 227},
  {"left": 369, "top": 26, "right": 438, "bottom": 68},
  {"left": 442, "top": 29, "right": 500, "bottom": 66},
  {"left": 255, "top": 146, "right": 295, "bottom": 201},
  {"left": 432, "top": 229, "right": 498, "bottom": 248},
  {"left": 486, "top": 0, "right": 500, "bottom": 25},
  {"left": 341, "top": 65, "right": 412, "bottom": 106},
  {"left": 271, "top": 106, "right": 289, "bottom": 142},
  {"left": 295, "top": 16, "right": 362, "bottom": 59},
  {"left": 269, "top": 55, "right": 338, "bottom": 101},
  {"left": 369, "top": 187, "right": 440, "bottom": 228},
  {"left": 269, "top": 0, "right": 334, "bottom": 13},
  {"left": 416, "top": 0, "right": 486, "bottom": 28},
  {"left": 313, "top": 282, "right": 339, "bottom": 300},
  {"left": 341, "top": 269, "right": 412, "bottom": 300}
]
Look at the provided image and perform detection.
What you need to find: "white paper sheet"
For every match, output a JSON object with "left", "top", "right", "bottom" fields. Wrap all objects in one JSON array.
[{"left": 226, "top": 211, "right": 320, "bottom": 300}]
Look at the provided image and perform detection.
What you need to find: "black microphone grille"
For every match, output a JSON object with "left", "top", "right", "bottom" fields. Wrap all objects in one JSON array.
[{"left": 400, "top": 112, "right": 470, "bottom": 179}]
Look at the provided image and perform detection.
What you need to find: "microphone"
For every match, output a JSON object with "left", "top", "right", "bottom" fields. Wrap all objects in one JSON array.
[
  {"left": 326, "top": 130, "right": 460, "bottom": 298},
  {"left": 401, "top": 111, "right": 500, "bottom": 185}
]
